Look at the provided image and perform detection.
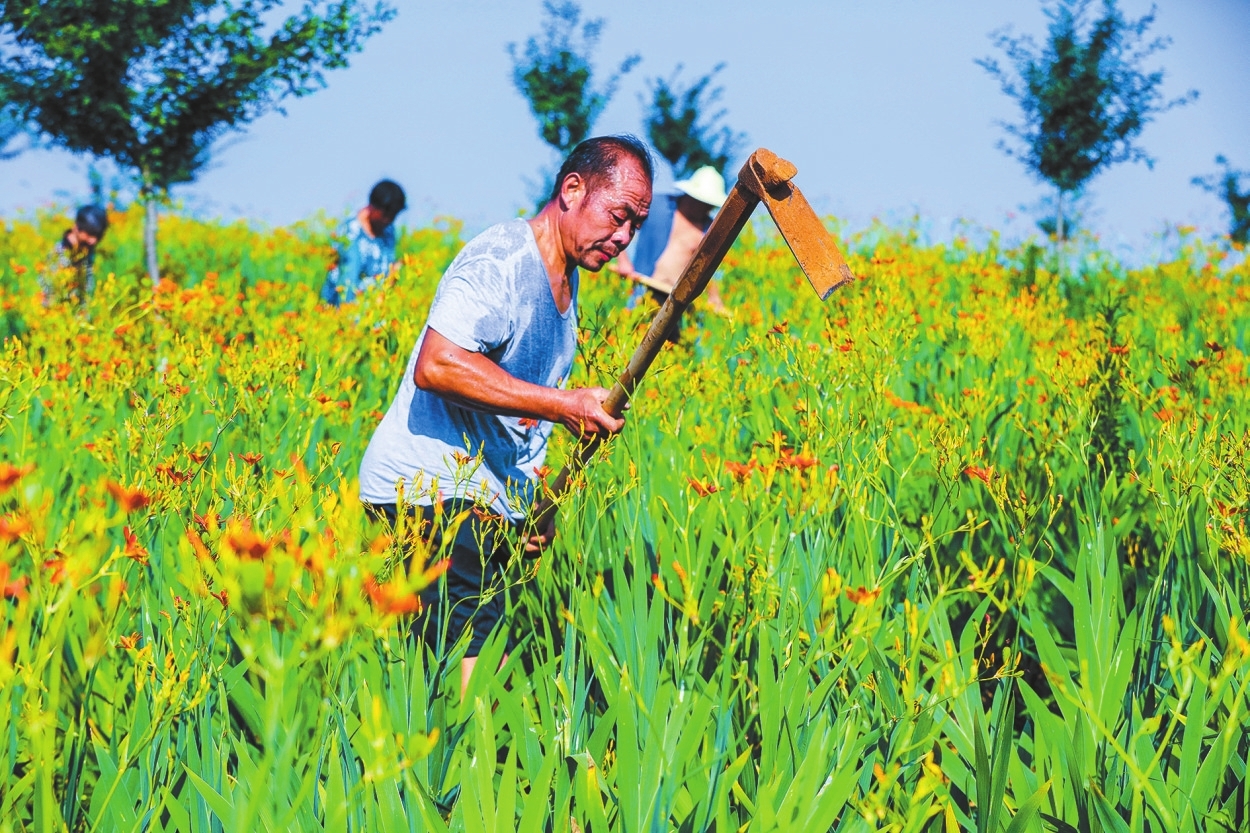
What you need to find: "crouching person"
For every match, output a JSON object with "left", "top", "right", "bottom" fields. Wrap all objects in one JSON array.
[
  {"left": 39, "top": 204, "right": 109, "bottom": 307},
  {"left": 320, "top": 179, "right": 405, "bottom": 306}
]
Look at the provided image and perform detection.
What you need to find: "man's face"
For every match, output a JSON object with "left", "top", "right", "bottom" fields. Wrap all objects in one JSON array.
[
  {"left": 71, "top": 225, "right": 100, "bottom": 249},
  {"left": 558, "top": 160, "right": 651, "bottom": 271},
  {"left": 366, "top": 205, "right": 397, "bottom": 234}
]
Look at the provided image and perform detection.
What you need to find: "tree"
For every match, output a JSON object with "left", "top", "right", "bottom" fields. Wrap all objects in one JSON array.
[
  {"left": 1192, "top": 156, "right": 1250, "bottom": 247},
  {"left": 0, "top": 1, "right": 393, "bottom": 285},
  {"left": 978, "top": 0, "right": 1196, "bottom": 244},
  {"left": 508, "top": 1, "right": 638, "bottom": 177},
  {"left": 643, "top": 63, "right": 746, "bottom": 180}
]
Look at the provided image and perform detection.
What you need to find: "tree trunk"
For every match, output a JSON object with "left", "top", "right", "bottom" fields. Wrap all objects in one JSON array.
[
  {"left": 1056, "top": 188, "right": 1065, "bottom": 244},
  {"left": 144, "top": 194, "right": 159, "bottom": 288},
  {"left": 1055, "top": 188, "right": 1066, "bottom": 277}
]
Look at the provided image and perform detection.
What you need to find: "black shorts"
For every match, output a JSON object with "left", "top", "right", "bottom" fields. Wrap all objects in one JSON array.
[{"left": 365, "top": 500, "right": 519, "bottom": 657}]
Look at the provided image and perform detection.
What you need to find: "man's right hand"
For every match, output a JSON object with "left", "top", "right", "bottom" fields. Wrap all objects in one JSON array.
[{"left": 559, "top": 387, "right": 626, "bottom": 438}]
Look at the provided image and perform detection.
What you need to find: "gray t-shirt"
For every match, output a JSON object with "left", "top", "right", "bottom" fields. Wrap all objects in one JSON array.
[{"left": 358, "top": 219, "right": 578, "bottom": 521}]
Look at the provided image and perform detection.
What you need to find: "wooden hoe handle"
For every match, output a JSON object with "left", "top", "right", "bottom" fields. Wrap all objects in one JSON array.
[{"left": 529, "top": 149, "right": 846, "bottom": 530}]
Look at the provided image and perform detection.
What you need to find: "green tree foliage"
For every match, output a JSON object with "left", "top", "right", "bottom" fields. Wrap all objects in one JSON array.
[
  {"left": 0, "top": 0, "right": 393, "bottom": 284},
  {"left": 978, "top": 0, "right": 1196, "bottom": 242},
  {"left": 508, "top": 1, "right": 638, "bottom": 161},
  {"left": 0, "top": 92, "right": 37, "bottom": 160},
  {"left": 1193, "top": 155, "right": 1250, "bottom": 246},
  {"left": 643, "top": 63, "right": 746, "bottom": 180}
]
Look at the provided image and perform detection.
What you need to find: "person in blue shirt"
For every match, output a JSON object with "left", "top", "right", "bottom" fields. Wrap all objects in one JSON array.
[
  {"left": 39, "top": 204, "right": 108, "bottom": 307},
  {"left": 320, "top": 179, "right": 406, "bottom": 306},
  {"left": 609, "top": 165, "right": 728, "bottom": 314}
]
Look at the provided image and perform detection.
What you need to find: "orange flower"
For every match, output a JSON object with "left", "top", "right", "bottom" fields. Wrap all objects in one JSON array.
[
  {"left": 422, "top": 558, "right": 451, "bottom": 585},
  {"left": 42, "top": 558, "right": 67, "bottom": 584},
  {"left": 687, "top": 477, "right": 719, "bottom": 497},
  {"left": 964, "top": 466, "right": 994, "bottom": 485},
  {"left": 123, "top": 527, "right": 149, "bottom": 565},
  {"left": 0, "top": 515, "right": 32, "bottom": 541},
  {"left": 106, "top": 481, "right": 151, "bottom": 513},
  {"left": 193, "top": 512, "right": 221, "bottom": 530},
  {"left": 1214, "top": 501, "right": 1243, "bottom": 518},
  {"left": 845, "top": 586, "right": 881, "bottom": 606},
  {"left": 155, "top": 463, "right": 192, "bottom": 485},
  {"left": 210, "top": 588, "right": 229, "bottom": 608},
  {"left": 1, "top": 563, "right": 28, "bottom": 600},
  {"left": 363, "top": 575, "right": 425, "bottom": 616},
  {"left": 0, "top": 463, "right": 34, "bottom": 493},
  {"left": 186, "top": 528, "right": 213, "bottom": 560},
  {"left": 226, "top": 527, "right": 271, "bottom": 559},
  {"left": 778, "top": 451, "right": 818, "bottom": 471},
  {"left": 724, "top": 459, "right": 758, "bottom": 481},
  {"left": 239, "top": 452, "right": 263, "bottom": 466},
  {"left": 117, "top": 632, "right": 141, "bottom": 650}
]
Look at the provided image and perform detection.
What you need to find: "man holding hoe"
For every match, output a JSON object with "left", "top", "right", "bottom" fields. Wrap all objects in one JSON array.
[{"left": 359, "top": 135, "right": 653, "bottom": 689}]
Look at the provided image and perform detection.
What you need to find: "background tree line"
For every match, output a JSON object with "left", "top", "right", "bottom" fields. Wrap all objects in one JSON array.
[
  {"left": 507, "top": 0, "right": 1245, "bottom": 249},
  {"left": 1, "top": 0, "right": 1245, "bottom": 288}
]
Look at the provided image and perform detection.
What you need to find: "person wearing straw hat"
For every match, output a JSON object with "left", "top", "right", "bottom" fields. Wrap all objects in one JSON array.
[{"left": 610, "top": 164, "right": 728, "bottom": 314}]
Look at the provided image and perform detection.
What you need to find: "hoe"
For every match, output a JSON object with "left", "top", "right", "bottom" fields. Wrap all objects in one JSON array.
[{"left": 531, "top": 148, "right": 856, "bottom": 529}]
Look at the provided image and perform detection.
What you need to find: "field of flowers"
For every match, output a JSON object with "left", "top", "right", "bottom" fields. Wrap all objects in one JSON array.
[{"left": 0, "top": 204, "right": 1247, "bottom": 832}]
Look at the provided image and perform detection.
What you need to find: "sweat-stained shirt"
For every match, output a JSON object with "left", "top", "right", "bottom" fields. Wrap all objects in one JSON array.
[{"left": 358, "top": 219, "right": 578, "bottom": 521}]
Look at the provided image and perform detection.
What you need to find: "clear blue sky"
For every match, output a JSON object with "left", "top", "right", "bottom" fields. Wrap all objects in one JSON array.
[{"left": 2, "top": 0, "right": 1247, "bottom": 256}]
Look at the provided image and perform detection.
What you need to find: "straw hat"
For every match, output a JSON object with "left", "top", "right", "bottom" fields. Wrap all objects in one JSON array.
[{"left": 674, "top": 166, "right": 728, "bottom": 208}]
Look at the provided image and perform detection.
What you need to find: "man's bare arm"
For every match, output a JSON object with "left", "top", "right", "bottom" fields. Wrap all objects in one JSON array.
[{"left": 414, "top": 328, "right": 624, "bottom": 438}]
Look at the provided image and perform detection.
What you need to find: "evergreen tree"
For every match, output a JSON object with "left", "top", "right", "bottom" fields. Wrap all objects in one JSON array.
[
  {"left": 978, "top": 0, "right": 1195, "bottom": 244},
  {"left": 0, "top": 0, "right": 393, "bottom": 285},
  {"left": 508, "top": 1, "right": 638, "bottom": 190},
  {"left": 643, "top": 63, "right": 745, "bottom": 180},
  {"left": 1193, "top": 156, "right": 1250, "bottom": 247}
]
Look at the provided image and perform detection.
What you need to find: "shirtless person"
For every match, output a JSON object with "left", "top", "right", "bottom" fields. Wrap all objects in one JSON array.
[{"left": 610, "top": 165, "right": 728, "bottom": 313}]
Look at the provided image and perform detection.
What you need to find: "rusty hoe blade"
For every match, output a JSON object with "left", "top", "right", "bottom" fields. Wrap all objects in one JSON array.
[
  {"left": 530, "top": 149, "right": 854, "bottom": 529},
  {"left": 736, "top": 148, "right": 856, "bottom": 301}
]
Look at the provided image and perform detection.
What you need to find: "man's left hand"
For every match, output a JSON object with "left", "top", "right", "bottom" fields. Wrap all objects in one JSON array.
[{"left": 523, "top": 513, "right": 556, "bottom": 556}]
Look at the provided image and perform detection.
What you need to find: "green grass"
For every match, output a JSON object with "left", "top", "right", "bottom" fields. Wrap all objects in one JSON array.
[{"left": 0, "top": 204, "right": 1247, "bottom": 831}]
